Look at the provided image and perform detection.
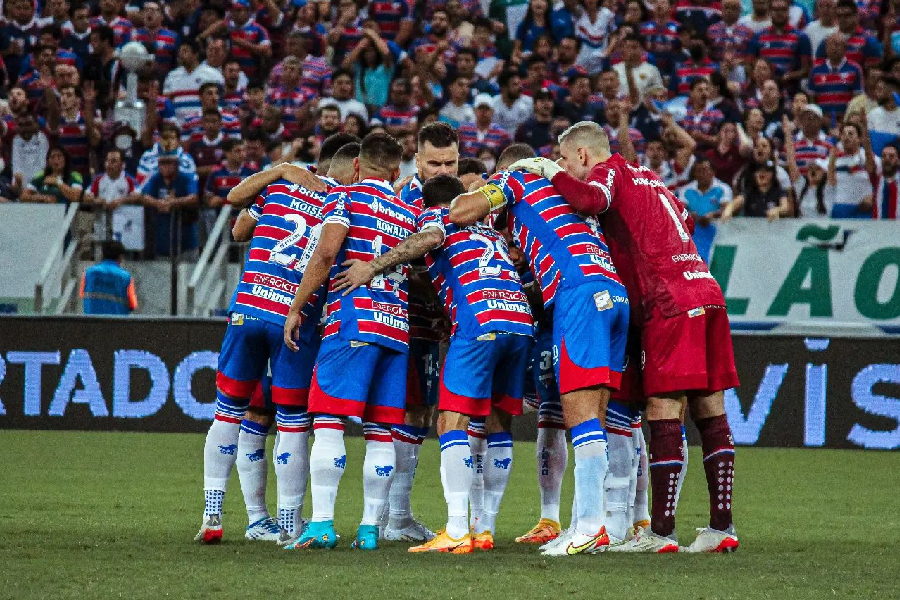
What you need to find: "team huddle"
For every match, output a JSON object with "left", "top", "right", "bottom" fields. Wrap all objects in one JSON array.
[{"left": 195, "top": 120, "right": 740, "bottom": 556}]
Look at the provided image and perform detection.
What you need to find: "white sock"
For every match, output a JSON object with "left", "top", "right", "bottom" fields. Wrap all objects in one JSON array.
[
  {"left": 675, "top": 425, "right": 689, "bottom": 510},
  {"left": 387, "top": 425, "right": 421, "bottom": 527},
  {"left": 627, "top": 414, "right": 641, "bottom": 526},
  {"left": 634, "top": 425, "right": 651, "bottom": 525},
  {"left": 467, "top": 420, "right": 487, "bottom": 528},
  {"left": 604, "top": 430, "right": 633, "bottom": 541},
  {"left": 309, "top": 417, "right": 346, "bottom": 522},
  {"left": 439, "top": 430, "right": 473, "bottom": 539},
  {"left": 236, "top": 419, "right": 270, "bottom": 523},
  {"left": 362, "top": 424, "right": 396, "bottom": 526},
  {"left": 479, "top": 432, "right": 513, "bottom": 534},
  {"left": 536, "top": 426, "right": 567, "bottom": 523},
  {"left": 571, "top": 419, "right": 609, "bottom": 536},
  {"left": 274, "top": 406, "right": 311, "bottom": 535},
  {"left": 202, "top": 417, "right": 241, "bottom": 516}
]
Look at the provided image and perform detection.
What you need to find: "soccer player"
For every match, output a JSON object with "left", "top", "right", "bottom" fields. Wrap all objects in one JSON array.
[
  {"left": 283, "top": 133, "right": 418, "bottom": 551},
  {"left": 194, "top": 140, "right": 350, "bottom": 544},
  {"left": 333, "top": 174, "right": 533, "bottom": 552},
  {"left": 381, "top": 122, "right": 460, "bottom": 542},
  {"left": 511, "top": 121, "right": 739, "bottom": 553},
  {"left": 449, "top": 143, "right": 629, "bottom": 556}
]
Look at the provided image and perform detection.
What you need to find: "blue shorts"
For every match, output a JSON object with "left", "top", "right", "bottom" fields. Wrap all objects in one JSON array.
[
  {"left": 308, "top": 338, "right": 408, "bottom": 425},
  {"left": 533, "top": 324, "right": 563, "bottom": 429},
  {"left": 406, "top": 338, "right": 441, "bottom": 408},
  {"left": 216, "top": 312, "right": 320, "bottom": 406},
  {"left": 440, "top": 332, "right": 532, "bottom": 417},
  {"left": 551, "top": 281, "right": 629, "bottom": 395}
]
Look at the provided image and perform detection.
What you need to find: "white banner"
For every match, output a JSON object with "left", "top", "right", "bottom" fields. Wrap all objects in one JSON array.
[{"left": 709, "top": 219, "right": 900, "bottom": 327}]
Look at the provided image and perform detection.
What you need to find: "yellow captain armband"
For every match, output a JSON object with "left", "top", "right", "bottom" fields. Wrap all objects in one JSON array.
[{"left": 480, "top": 183, "right": 506, "bottom": 210}]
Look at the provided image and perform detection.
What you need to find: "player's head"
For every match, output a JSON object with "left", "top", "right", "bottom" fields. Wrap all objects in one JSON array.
[
  {"left": 422, "top": 174, "right": 465, "bottom": 208},
  {"left": 497, "top": 143, "right": 536, "bottom": 172},
  {"left": 357, "top": 132, "right": 403, "bottom": 181},
  {"left": 457, "top": 157, "right": 488, "bottom": 191},
  {"left": 318, "top": 132, "right": 361, "bottom": 173},
  {"left": 558, "top": 121, "right": 612, "bottom": 180},
  {"left": 101, "top": 240, "right": 126, "bottom": 262},
  {"left": 416, "top": 122, "right": 459, "bottom": 181},
  {"left": 328, "top": 142, "right": 361, "bottom": 185}
]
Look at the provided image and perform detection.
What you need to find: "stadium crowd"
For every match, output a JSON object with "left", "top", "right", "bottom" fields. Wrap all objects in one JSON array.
[{"left": 0, "top": 0, "right": 899, "bottom": 262}]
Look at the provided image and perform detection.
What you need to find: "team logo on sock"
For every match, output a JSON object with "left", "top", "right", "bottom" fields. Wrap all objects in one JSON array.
[
  {"left": 276, "top": 452, "right": 291, "bottom": 464},
  {"left": 247, "top": 449, "right": 265, "bottom": 462},
  {"left": 334, "top": 455, "right": 347, "bottom": 469},
  {"left": 493, "top": 458, "right": 512, "bottom": 469},
  {"left": 218, "top": 444, "right": 237, "bottom": 455},
  {"left": 464, "top": 456, "right": 474, "bottom": 468},
  {"left": 375, "top": 465, "right": 394, "bottom": 477}
]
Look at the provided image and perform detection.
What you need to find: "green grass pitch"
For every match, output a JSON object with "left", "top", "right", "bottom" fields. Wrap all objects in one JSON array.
[{"left": 0, "top": 431, "right": 896, "bottom": 600}]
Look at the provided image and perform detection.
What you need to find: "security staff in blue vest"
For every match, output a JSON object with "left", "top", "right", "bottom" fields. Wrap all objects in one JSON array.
[{"left": 80, "top": 241, "right": 138, "bottom": 315}]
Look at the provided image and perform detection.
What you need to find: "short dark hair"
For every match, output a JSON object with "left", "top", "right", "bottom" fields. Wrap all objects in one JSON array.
[
  {"left": 417, "top": 121, "right": 458, "bottom": 150},
  {"left": 222, "top": 138, "right": 243, "bottom": 152},
  {"left": 458, "top": 157, "right": 487, "bottom": 177},
  {"left": 318, "top": 104, "right": 341, "bottom": 117},
  {"left": 200, "top": 82, "right": 220, "bottom": 95},
  {"left": 422, "top": 174, "right": 465, "bottom": 208},
  {"left": 181, "top": 38, "right": 202, "bottom": 57},
  {"left": 498, "top": 69, "right": 520, "bottom": 90},
  {"left": 202, "top": 108, "right": 221, "bottom": 118},
  {"left": 160, "top": 122, "right": 180, "bottom": 136},
  {"left": 835, "top": 0, "right": 857, "bottom": 12},
  {"left": 40, "top": 23, "right": 63, "bottom": 40},
  {"left": 330, "top": 142, "right": 361, "bottom": 167},
  {"left": 101, "top": 240, "right": 126, "bottom": 261},
  {"left": 560, "top": 35, "right": 581, "bottom": 51},
  {"left": 332, "top": 68, "right": 354, "bottom": 82},
  {"left": 93, "top": 24, "right": 115, "bottom": 46},
  {"left": 623, "top": 32, "right": 645, "bottom": 46},
  {"left": 359, "top": 132, "right": 403, "bottom": 174},
  {"left": 104, "top": 148, "right": 125, "bottom": 162},
  {"left": 320, "top": 132, "right": 362, "bottom": 163},
  {"left": 526, "top": 54, "right": 546, "bottom": 69},
  {"left": 689, "top": 77, "right": 708, "bottom": 91},
  {"left": 456, "top": 47, "right": 478, "bottom": 62},
  {"left": 498, "top": 143, "right": 536, "bottom": 170}
]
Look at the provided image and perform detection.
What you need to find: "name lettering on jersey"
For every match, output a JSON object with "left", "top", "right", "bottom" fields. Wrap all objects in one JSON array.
[
  {"left": 683, "top": 271, "right": 715, "bottom": 281},
  {"left": 672, "top": 253, "right": 703, "bottom": 263},
  {"left": 612, "top": 295, "right": 629, "bottom": 304},
  {"left": 252, "top": 273, "right": 298, "bottom": 294},
  {"left": 251, "top": 284, "right": 294, "bottom": 305},
  {"left": 377, "top": 220, "right": 410, "bottom": 237},
  {"left": 486, "top": 299, "right": 531, "bottom": 313},
  {"left": 288, "top": 197, "right": 324, "bottom": 218},
  {"left": 626, "top": 163, "right": 655, "bottom": 175},
  {"left": 631, "top": 177, "right": 667, "bottom": 187},
  {"left": 373, "top": 311, "right": 409, "bottom": 330}
]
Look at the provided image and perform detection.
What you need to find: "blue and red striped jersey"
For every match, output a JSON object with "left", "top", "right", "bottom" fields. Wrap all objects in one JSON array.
[
  {"left": 483, "top": 170, "right": 622, "bottom": 307},
  {"left": 807, "top": 59, "right": 863, "bottom": 120},
  {"left": 16, "top": 69, "right": 46, "bottom": 107},
  {"left": 369, "top": 0, "right": 413, "bottom": 42},
  {"left": 228, "top": 18, "right": 271, "bottom": 80},
  {"left": 678, "top": 106, "right": 724, "bottom": 137},
  {"left": 90, "top": 15, "right": 132, "bottom": 47},
  {"left": 55, "top": 111, "right": 91, "bottom": 176},
  {"left": 230, "top": 179, "right": 330, "bottom": 331},
  {"left": 706, "top": 21, "right": 754, "bottom": 60},
  {"left": 321, "top": 179, "right": 419, "bottom": 352},
  {"left": 670, "top": 58, "right": 719, "bottom": 96},
  {"left": 814, "top": 28, "right": 883, "bottom": 69},
  {"left": 418, "top": 207, "right": 533, "bottom": 339},
  {"left": 789, "top": 133, "right": 832, "bottom": 175},
  {"left": 265, "top": 85, "right": 315, "bottom": 135},
  {"left": 747, "top": 26, "right": 811, "bottom": 77},
  {"left": 458, "top": 124, "right": 512, "bottom": 158},
  {"left": 674, "top": 0, "right": 722, "bottom": 32},
  {"left": 180, "top": 110, "right": 242, "bottom": 145},
  {"left": 206, "top": 162, "right": 257, "bottom": 200},
  {"left": 640, "top": 20, "right": 681, "bottom": 73},
  {"left": 873, "top": 174, "right": 900, "bottom": 220},
  {"left": 400, "top": 176, "right": 451, "bottom": 341},
  {"left": 373, "top": 104, "right": 419, "bottom": 131},
  {"left": 131, "top": 28, "right": 178, "bottom": 71}
]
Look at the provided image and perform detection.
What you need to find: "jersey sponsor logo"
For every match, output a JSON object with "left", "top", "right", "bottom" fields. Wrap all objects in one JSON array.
[
  {"left": 683, "top": 271, "right": 715, "bottom": 281},
  {"left": 688, "top": 307, "right": 706, "bottom": 318},
  {"left": 252, "top": 273, "right": 298, "bottom": 294},
  {"left": 631, "top": 177, "right": 667, "bottom": 187},
  {"left": 479, "top": 288, "right": 529, "bottom": 302},
  {"left": 372, "top": 301, "right": 405, "bottom": 316},
  {"left": 612, "top": 295, "right": 629, "bottom": 304},
  {"left": 373, "top": 311, "right": 409, "bottom": 331},
  {"left": 672, "top": 253, "right": 703, "bottom": 262},
  {"left": 251, "top": 284, "right": 293, "bottom": 305},
  {"left": 376, "top": 201, "right": 415, "bottom": 225},
  {"left": 486, "top": 299, "right": 531, "bottom": 313},
  {"left": 594, "top": 290, "right": 613, "bottom": 311}
]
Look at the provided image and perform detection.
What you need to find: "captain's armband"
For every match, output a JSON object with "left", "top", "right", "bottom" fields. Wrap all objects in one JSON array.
[{"left": 480, "top": 183, "right": 506, "bottom": 210}]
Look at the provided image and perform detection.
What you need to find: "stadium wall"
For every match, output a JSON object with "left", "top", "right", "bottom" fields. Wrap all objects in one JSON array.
[{"left": 0, "top": 316, "right": 898, "bottom": 450}]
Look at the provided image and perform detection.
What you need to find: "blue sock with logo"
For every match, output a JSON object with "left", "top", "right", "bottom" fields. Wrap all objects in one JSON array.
[
  {"left": 478, "top": 431, "right": 513, "bottom": 534},
  {"left": 439, "top": 429, "right": 473, "bottom": 538},
  {"left": 571, "top": 418, "right": 609, "bottom": 536}
]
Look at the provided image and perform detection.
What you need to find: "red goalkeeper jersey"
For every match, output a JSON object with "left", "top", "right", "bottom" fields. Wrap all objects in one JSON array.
[{"left": 550, "top": 153, "right": 724, "bottom": 317}]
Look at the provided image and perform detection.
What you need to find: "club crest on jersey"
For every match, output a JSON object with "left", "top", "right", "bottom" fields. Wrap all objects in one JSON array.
[
  {"left": 231, "top": 314, "right": 245, "bottom": 325},
  {"left": 593, "top": 290, "right": 613, "bottom": 311},
  {"left": 688, "top": 307, "right": 706, "bottom": 318}
]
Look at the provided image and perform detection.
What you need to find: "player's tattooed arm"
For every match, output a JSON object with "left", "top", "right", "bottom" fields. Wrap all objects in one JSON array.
[
  {"left": 333, "top": 227, "right": 445, "bottom": 295},
  {"left": 284, "top": 222, "right": 349, "bottom": 351}
]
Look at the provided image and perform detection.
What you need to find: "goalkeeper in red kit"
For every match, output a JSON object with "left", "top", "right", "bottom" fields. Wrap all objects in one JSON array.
[{"left": 511, "top": 121, "right": 740, "bottom": 554}]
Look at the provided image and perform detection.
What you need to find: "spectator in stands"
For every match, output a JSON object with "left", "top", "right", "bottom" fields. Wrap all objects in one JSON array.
[
  {"left": 824, "top": 121, "right": 877, "bottom": 218},
  {"left": 0, "top": 0, "right": 40, "bottom": 85},
  {"left": 21, "top": 146, "right": 84, "bottom": 204},
  {"left": 643, "top": 112, "right": 696, "bottom": 187},
  {"left": 573, "top": 0, "right": 616, "bottom": 75},
  {"left": 678, "top": 156, "right": 731, "bottom": 262},
  {"left": 493, "top": 70, "right": 533, "bottom": 136},
  {"left": 808, "top": 33, "right": 864, "bottom": 124},
  {"left": 316, "top": 105, "right": 343, "bottom": 142},
  {"left": 557, "top": 73, "right": 602, "bottom": 124},
  {"left": 9, "top": 114, "right": 50, "bottom": 196},
  {"left": 721, "top": 161, "right": 792, "bottom": 221},
  {"left": 458, "top": 94, "right": 512, "bottom": 158},
  {"left": 342, "top": 25, "right": 395, "bottom": 111},
  {"left": 867, "top": 76, "right": 900, "bottom": 137},
  {"left": 133, "top": 1, "right": 179, "bottom": 80},
  {"left": 757, "top": 79, "right": 789, "bottom": 139},
  {"left": 90, "top": 0, "right": 132, "bottom": 48},
  {"left": 816, "top": 0, "right": 882, "bottom": 70},
  {"left": 679, "top": 78, "right": 724, "bottom": 150},
  {"left": 265, "top": 56, "right": 315, "bottom": 136},
  {"left": 783, "top": 118, "right": 832, "bottom": 219},
  {"left": 373, "top": 77, "right": 418, "bottom": 137},
  {"left": 613, "top": 33, "right": 663, "bottom": 101},
  {"left": 707, "top": 0, "right": 754, "bottom": 64},
  {"left": 804, "top": 0, "right": 838, "bottom": 53},
  {"left": 137, "top": 122, "right": 198, "bottom": 185},
  {"left": 133, "top": 150, "right": 200, "bottom": 258},
  {"left": 319, "top": 68, "right": 369, "bottom": 122},
  {"left": 61, "top": 3, "right": 93, "bottom": 66},
  {"left": 738, "top": 0, "right": 771, "bottom": 34},
  {"left": 163, "top": 39, "right": 224, "bottom": 125},
  {"left": 439, "top": 74, "right": 476, "bottom": 128},
  {"left": 86, "top": 148, "right": 140, "bottom": 251},
  {"left": 873, "top": 145, "right": 900, "bottom": 219},
  {"left": 515, "top": 88, "right": 556, "bottom": 157},
  {"left": 80, "top": 240, "right": 138, "bottom": 315},
  {"left": 227, "top": 0, "right": 273, "bottom": 81},
  {"left": 515, "top": 0, "right": 553, "bottom": 57},
  {"left": 790, "top": 104, "right": 833, "bottom": 175},
  {"left": 705, "top": 121, "right": 747, "bottom": 187}
]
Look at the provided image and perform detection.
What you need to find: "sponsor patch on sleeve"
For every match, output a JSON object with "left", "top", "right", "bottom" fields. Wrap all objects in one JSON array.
[
  {"left": 231, "top": 313, "right": 245, "bottom": 325},
  {"left": 593, "top": 290, "right": 612, "bottom": 311}
]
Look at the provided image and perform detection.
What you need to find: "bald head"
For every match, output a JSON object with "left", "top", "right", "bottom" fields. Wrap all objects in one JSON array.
[{"left": 558, "top": 121, "right": 612, "bottom": 180}]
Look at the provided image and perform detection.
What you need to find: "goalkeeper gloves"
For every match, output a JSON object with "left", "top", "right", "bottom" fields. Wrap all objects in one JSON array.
[{"left": 508, "top": 157, "right": 564, "bottom": 180}]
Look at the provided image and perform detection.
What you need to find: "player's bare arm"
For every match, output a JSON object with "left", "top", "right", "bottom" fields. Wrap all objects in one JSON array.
[
  {"left": 231, "top": 209, "right": 257, "bottom": 242},
  {"left": 333, "top": 227, "right": 445, "bottom": 296},
  {"left": 283, "top": 222, "right": 348, "bottom": 351},
  {"left": 226, "top": 163, "right": 327, "bottom": 207},
  {"left": 448, "top": 184, "right": 505, "bottom": 226}
]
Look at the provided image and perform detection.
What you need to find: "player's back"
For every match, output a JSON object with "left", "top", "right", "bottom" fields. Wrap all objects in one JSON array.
[
  {"left": 232, "top": 179, "right": 328, "bottom": 325},
  {"left": 321, "top": 178, "right": 419, "bottom": 351},
  {"left": 487, "top": 169, "right": 623, "bottom": 307},
  {"left": 592, "top": 154, "right": 724, "bottom": 316},
  {"left": 420, "top": 207, "right": 533, "bottom": 339}
]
